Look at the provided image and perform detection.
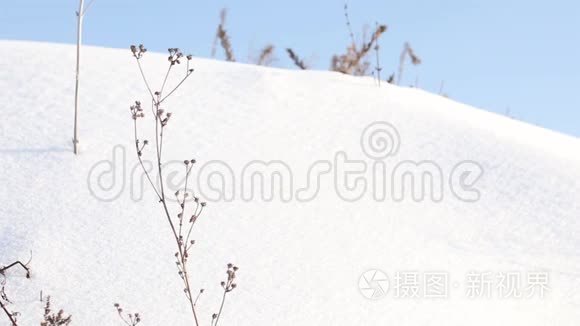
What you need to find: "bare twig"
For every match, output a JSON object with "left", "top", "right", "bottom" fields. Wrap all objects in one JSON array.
[
  {"left": 343, "top": 3, "right": 356, "bottom": 46},
  {"left": 215, "top": 9, "right": 235, "bottom": 62},
  {"left": 72, "top": 0, "right": 85, "bottom": 155},
  {"left": 0, "top": 255, "right": 33, "bottom": 326},
  {"left": 193, "top": 289, "right": 204, "bottom": 307},
  {"left": 397, "top": 42, "right": 421, "bottom": 85},
  {"left": 0, "top": 300, "right": 17, "bottom": 326},
  {"left": 373, "top": 22, "right": 383, "bottom": 86},
  {"left": 286, "top": 48, "right": 307, "bottom": 70},
  {"left": 257, "top": 45, "right": 275, "bottom": 66},
  {"left": 0, "top": 262, "right": 30, "bottom": 279}
]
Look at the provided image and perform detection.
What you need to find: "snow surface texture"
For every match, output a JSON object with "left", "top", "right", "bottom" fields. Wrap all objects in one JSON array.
[{"left": 1, "top": 40, "right": 579, "bottom": 325}]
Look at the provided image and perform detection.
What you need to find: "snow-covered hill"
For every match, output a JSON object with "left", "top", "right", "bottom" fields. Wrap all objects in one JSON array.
[{"left": 1, "top": 40, "right": 579, "bottom": 325}]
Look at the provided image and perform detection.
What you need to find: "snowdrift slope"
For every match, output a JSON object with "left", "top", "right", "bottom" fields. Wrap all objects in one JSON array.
[{"left": 1, "top": 41, "right": 580, "bottom": 325}]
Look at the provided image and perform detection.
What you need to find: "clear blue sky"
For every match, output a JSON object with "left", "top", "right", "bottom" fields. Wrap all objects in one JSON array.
[{"left": 1, "top": 1, "right": 578, "bottom": 137}]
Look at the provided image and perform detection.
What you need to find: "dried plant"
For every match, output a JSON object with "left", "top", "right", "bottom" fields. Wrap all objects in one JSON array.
[
  {"left": 286, "top": 48, "right": 308, "bottom": 70},
  {"left": 40, "top": 297, "right": 72, "bottom": 326},
  {"left": 373, "top": 22, "right": 383, "bottom": 86},
  {"left": 0, "top": 258, "right": 31, "bottom": 325},
  {"left": 438, "top": 80, "right": 445, "bottom": 95},
  {"left": 256, "top": 45, "right": 275, "bottom": 66},
  {"left": 212, "top": 9, "right": 235, "bottom": 62},
  {"left": 1, "top": 280, "right": 18, "bottom": 326},
  {"left": 211, "top": 264, "right": 239, "bottom": 326},
  {"left": 332, "top": 5, "right": 387, "bottom": 76},
  {"left": 1, "top": 256, "right": 67, "bottom": 326},
  {"left": 72, "top": 0, "right": 97, "bottom": 154},
  {"left": 344, "top": 3, "right": 357, "bottom": 47},
  {"left": 128, "top": 44, "right": 239, "bottom": 326},
  {"left": 397, "top": 42, "right": 421, "bottom": 85},
  {"left": 114, "top": 303, "right": 141, "bottom": 326}
]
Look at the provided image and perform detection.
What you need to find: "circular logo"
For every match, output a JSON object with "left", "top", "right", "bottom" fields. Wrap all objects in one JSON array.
[
  {"left": 359, "top": 269, "right": 389, "bottom": 300},
  {"left": 360, "top": 122, "right": 401, "bottom": 160}
]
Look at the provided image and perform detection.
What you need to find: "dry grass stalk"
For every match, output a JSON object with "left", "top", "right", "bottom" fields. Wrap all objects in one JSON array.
[
  {"left": 344, "top": 3, "right": 356, "bottom": 46},
  {"left": 213, "top": 9, "right": 235, "bottom": 62},
  {"left": 397, "top": 42, "right": 421, "bottom": 85},
  {"left": 257, "top": 45, "right": 275, "bottom": 66},
  {"left": 373, "top": 22, "right": 383, "bottom": 85},
  {"left": 438, "top": 80, "right": 445, "bottom": 95},
  {"left": 286, "top": 48, "right": 308, "bottom": 70}
]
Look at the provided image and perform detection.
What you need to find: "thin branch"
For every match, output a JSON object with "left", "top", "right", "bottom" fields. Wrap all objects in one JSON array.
[
  {"left": 215, "top": 9, "right": 235, "bottom": 62},
  {"left": 81, "top": 0, "right": 97, "bottom": 16},
  {"left": 213, "top": 290, "right": 228, "bottom": 326},
  {"left": 286, "top": 49, "right": 307, "bottom": 70},
  {"left": 185, "top": 203, "right": 204, "bottom": 251},
  {"left": 178, "top": 164, "right": 194, "bottom": 239},
  {"left": 257, "top": 45, "right": 275, "bottom": 66},
  {"left": 154, "top": 99, "right": 162, "bottom": 164},
  {"left": 73, "top": 0, "right": 85, "bottom": 155},
  {"left": 1, "top": 254, "right": 33, "bottom": 326},
  {"left": 213, "top": 264, "right": 238, "bottom": 326},
  {"left": 193, "top": 289, "right": 204, "bottom": 307},
  {"left": 344, "top": 3, "right": 356, "bottom": 46},
  {"left": 0, "top": 300, "right": 17, "bottom": 326},
  {"left": 159, "top": 72, "right": 193, "bottom": 104},
  {"left": 439, "top": 80, "right": 445, "bottom": 95},
  {"left": 135, "top": 59, "right": 155, "bottom": 100},
  {"left": 131, "top": 114, "right": 162, "bottom": 200},
  {"left": 374, "top": 22, "right": 382, "bottom": 86},
  {"left": 154, "top": 102, "right": 199, "bottom": 325},
  {"left": 397, "top": 42, "right": 421, "bottom": 85},
  {"left": 159, "top": 65, "right": 173, "bottom": 98},
  {"left": 0, "top": 261, "right": 30, "bottom": 278}
]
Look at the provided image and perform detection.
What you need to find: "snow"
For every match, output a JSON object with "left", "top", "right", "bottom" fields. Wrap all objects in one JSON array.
[{"left": 1, "top": 40, "right": 580, "bottom": 325}]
